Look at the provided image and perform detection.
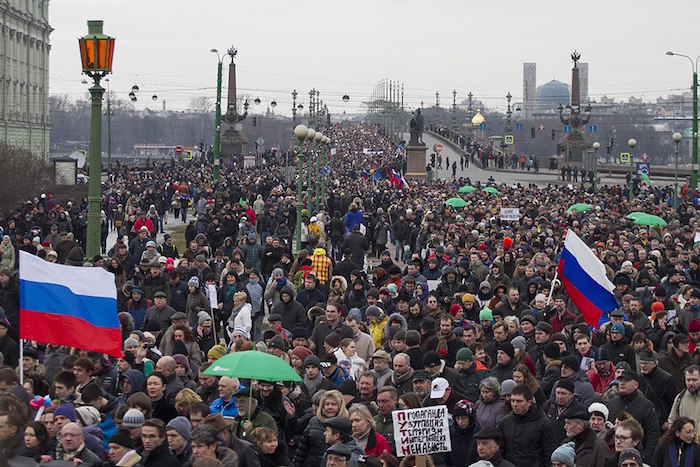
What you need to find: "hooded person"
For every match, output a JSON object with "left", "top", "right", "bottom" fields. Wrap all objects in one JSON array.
[{"left": 272, "top": 285, "right": 307, "bottom": 333}]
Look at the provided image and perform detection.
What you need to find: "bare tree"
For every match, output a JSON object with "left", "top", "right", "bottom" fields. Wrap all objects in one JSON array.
[
  {"left": 0, "top": 142, "right": 52, "bottom": 209},
  {"left": 49, "top": 94, "right": 72, "bottom": 113},
  {"left": 189, "top": 96, "right": 212, "bottom": 114}
]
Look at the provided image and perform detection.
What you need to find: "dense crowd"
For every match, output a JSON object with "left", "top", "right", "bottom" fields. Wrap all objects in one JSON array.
[{"left": 1, "top": 123, "right": 700, "bottom": 467}]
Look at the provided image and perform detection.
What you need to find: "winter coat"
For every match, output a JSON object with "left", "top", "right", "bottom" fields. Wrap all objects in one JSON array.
[
  {"left": 292, "top": 416, "right": 327, "bottom": 467},
  {"left": 476, "top": 396, "right": 506, "bottom": 430},
  {"left": 653, "top": 440, "right": 700, "bottom": 467},
  {"left": 272, "top": 295, "right": 307, "bottom": 332},
  {"left": 227, "top": 303, "right": 253, "bottom": 334},
  {"left": 606, "top": 389, "right": 660, "bottom": 462},
  {"left": 542, "top": 398, "right": 587, "bottom": 446},
  {"left": 549, "top": 370, "right": 600, "bottom": 406},
  {"left": 569, "top": 427, "right": 610, "bottom": 467},
  {"left": 498, "top": 406, "right": 556, "bottom": 467},
  {"left": 640, "top": 365, "right": 678, "bottom": 426},
  {"left": 460, "top": 361, "right": 492, "bottom": 403},
  {"left": 658, "top": 348, "right": 695, "bottom": 390}
]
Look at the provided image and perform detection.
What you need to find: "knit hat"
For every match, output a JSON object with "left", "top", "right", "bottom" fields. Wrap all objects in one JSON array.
[
  {"left": 166, "top": 416, "right": 192, "bottom": 441},
  {"left": 366, "top": 305, "right": 381, "bottom": 318},
  {"left": 543, "top": 342, "right": 561, "bottom": 359},
  {"left": 450, "top": 304, "right": 463, "bottom": 317},
  {"left": 618, "top": 448, "right": 643, "bottom": 467},
  {"left": 690, "top": 320, "right": 700, "bottom": 333},
  {"left": 561, "top": 355, "right": 580, "bottom": 371},
  {"left": 188, "top": 277, "right": 200, "bottom": 288},
  {"left": 461, "top": 293, "right": 475, "bottom": 304},
  {"left": 551, "top": 442, "right": 575, "bottom": 467},
  {"left": 122, "top": 408, "right": 145, "bottom": 428},
  {"left": 597, "top": 347, "right": 611, "bottom": 361},
  {"left": 207, "top": 344, "right": 227, "bottom": 361},
  {"left": 291, "top": 346, "right": 312, "bottom": 363},
  {"left": 76, "top": 406, "right": 101, "bottom": 426},
  {"left": 456, "top": 347, "right": 474, "bottom": 362},
  {"left": 500, "top": 379, "right": 516, "bottom": 397},
  {"left": 557, "top": 379, "right": 576, "bottom": 394},
  {"left": 479, "top": 307, "right": 493, "bottom": 322},
  {"left": 109, "top": 429, "right": 134, "bottom": 449},
  {"left": 479, "top": 281, "right": 491, "bottom": 291},
  {"left": 120, "top": 351, "right": 135, "bottom": 367},
  {"left": 197, "top": 311, "right": 212, "bottom": 326},
  {"left": 54, "top": 403, "right": 77, "bottom": 422},
  {"left": 611, "top": 323, "right": 626, "bottom": 335},
  {"left": 291, "top": 324, "right": 310, "bottom": 340},
  {"left": 304, "top": 354, "right": 322, "bottom": 370},
  {"left": 338, "top": 379, "right": 358, "bottom": 397},
  {"left": 452, "top": 399, "right": 475, "bottom": 419},
  {"left": 497, "top": 342, "right": 515, "bottom": 360},
  {"left": 346, "top": 308, "right": 363, "bottom": 323},
  {"left": 173, "top": 354, "right": 190, "bottom": 370},
  {"left": 536, "top": 321, "right": 552, "bottom": 333},
  {"left": 367, "top": 288, "right": 380, "bottom": 299},
  {"left": 510, "top": 336, "right": 526, "bottom": 353}
]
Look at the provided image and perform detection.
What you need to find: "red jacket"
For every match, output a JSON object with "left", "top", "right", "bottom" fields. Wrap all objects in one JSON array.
[
  {"left": 134, "top": 217, "right": 155, "bottom": 235},
  {"left": 549, "top": 309, "right": 577, "bottom": 333},
  {"left": 364, "top": 429, "right": 391, "bottom": 457},
  {"left": 587, "top": 361, "right": 615, "bottom": 393}
]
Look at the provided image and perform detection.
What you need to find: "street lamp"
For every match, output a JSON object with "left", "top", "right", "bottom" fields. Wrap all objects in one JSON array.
[
  {"left": 319, "top": 135, "right": 330, "bottom": 209},
  {"left": 667, "top": 51, "right": 699, "bottom": 189},
  {"left": 78, "top": 20, "right": 115, "bottom": 260},
  {"left": 592, "top": 141, "right": 600, "bottom": 192},
  {"left": 306, "top": 128, "right": 316, "bottom": 214},
  {"left": 313, "top": 131, "right": 323, "bottom": 212},
  {"left": 674, "top": 132, "right": 683, "bottom": 209},
  {"left": 628, "top": 138, "right": 636, "bottom": 193},
  {"left": 342, "top": 94, "right": 350, "bottom": 103},
  {"left": 294, "top": 124, "right": 308, "bottom": 255},
  {"left": 105, "top": 78, "right": 111, "bottom": 170},
  {"left": 211, "top": 49, "right": 224, "bottom": 181}
]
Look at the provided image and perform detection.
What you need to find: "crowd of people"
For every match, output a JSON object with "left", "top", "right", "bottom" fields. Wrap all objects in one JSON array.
[{"left": 0, "top": 123, "right": 700, "bottom": 467}]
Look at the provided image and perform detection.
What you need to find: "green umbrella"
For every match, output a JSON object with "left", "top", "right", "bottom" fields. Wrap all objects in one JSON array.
[
  {"left": 458, "top": 185, "right": 477, "bottom": 194},
  {"left": 626, "top": 211, "right": 645, "bottom": 220},
  {"left": 633, "top": 214, "right": 667, "bottom": 227},
  {"left": 566, "top": 203, "right": 592, "bottom": 213},
  {"left": 445, "top": 197, "right": 468, "bottom": 208},
  {"left": 204, "top": 350, "right": 302, "bottom": 382},
  {"left": 483, "top": 186, "right": 499, "bottom": 195}
]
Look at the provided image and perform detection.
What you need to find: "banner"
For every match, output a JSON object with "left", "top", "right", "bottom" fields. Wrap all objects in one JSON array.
[
  {"left": 392, "top": 406, "right": 451, "bottom": 456},
  {"left": 500, "top": 207, "right": 520, "bottom": 221}
]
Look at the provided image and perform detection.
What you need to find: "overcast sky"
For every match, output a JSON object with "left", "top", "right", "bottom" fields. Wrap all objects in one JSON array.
[{"left": 50, "top": 0, "right": 697, "bottom": 115}]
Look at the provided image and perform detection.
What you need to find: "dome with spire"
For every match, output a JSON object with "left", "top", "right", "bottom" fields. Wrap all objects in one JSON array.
[{"left": 537, "top": 80, "right": 570, "bottom": 112}]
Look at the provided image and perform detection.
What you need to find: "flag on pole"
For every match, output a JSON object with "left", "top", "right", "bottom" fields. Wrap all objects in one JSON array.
[
  {"left": 399, "top": 174, "right": 409, "bottom": 189},
  {"left": 390, "top": 169, "right": 401, "bottom": 186},
  {"left": 373, "top": 170, "right": 381, "bottom": 182},
  {"left": 641, "top": 173, "right": 652, "bottom": 187},
  {"left": 18, "top": 251, "right": 122, "bottom": 357},
  {"left": 556, "top": 229, "right": 618, "bottom": 326}
]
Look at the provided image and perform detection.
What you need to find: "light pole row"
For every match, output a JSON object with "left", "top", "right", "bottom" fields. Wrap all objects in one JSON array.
[
  {"left": 293, "top": 125, "right": 331, "bottom": 255},
  {"left": 667, "top": 51, "right": 699, "bottom": 190}
]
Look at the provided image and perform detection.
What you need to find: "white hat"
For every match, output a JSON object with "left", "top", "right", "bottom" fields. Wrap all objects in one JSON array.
[
  {"left": 430, "top": 377, "right": 449, "bottom": 399},
  {"left": 588, "top": 402, "right": 609, "bottom": 421}
]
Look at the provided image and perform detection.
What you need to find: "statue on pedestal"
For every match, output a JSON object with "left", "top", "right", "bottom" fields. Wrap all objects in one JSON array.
[{"left": 409, "top": 108, "right": 424, "bottom": 144}]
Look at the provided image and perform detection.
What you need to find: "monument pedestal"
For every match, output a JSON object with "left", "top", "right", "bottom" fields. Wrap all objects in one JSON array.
[
  {"left": 405, "top": 143, "right": 427, "bottom": 179},
  {"left": 220, "top": 122, "right": 248, "bottom": 162}
]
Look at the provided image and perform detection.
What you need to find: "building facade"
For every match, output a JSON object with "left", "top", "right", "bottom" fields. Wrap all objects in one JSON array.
[
  {"left": 522, "top": 62, "right": 536, "bottom": 119},
  {"left": 0, "top": 0, "right": 51, "bottom": 158}
]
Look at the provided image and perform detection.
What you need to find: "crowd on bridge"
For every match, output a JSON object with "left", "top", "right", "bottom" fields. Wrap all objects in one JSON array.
[{"left": 1, "top": 123, "right": 700, "bottom": 467}]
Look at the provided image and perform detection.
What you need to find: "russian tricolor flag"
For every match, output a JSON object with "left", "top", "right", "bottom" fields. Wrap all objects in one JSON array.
[
  {"left": 557, "top": 230, "right": 618, "bottom": 327},
  {"left": 19, "top": 251, "right": 122, "bottom": 357}
]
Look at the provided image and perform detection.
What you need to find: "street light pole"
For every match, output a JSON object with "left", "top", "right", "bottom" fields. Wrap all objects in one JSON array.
[
  {"left": 313, "top": 131, "right": 323, "bottom": 213},
  {"left": 674, "top": 132, "right": 683, "bottom": 209},
  {"left": 628, "top": 138, "right": 636, "bottom": 194},
  {"left": 105, "top": 78, "right": 111, "bottom": 171},
  {"left": 592, "top": 141, "right": 600, "bottom": 192},
  {"left": 79, "top": 20, "right": 114, "bottom": 260},
  {"left": 294, "top": 125, "right": 309, "bottom": 255},
  {"left": 211, "top": 49, "right": 223, "bottom": 181},
  {"left": 305, "top": 128, "right": 316, "bottom": 215},
  {"left": 667, "top": 51, "right": 699, "bottom": 189}
]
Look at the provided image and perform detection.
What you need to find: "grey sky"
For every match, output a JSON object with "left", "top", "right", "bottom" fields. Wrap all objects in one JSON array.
[{"left": 50, "top": 0, "right": 698, "bottom": 115}]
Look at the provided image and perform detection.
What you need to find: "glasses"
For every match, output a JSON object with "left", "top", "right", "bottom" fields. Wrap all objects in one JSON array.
[{"left": 614, "top": 434, "right": 632, "bottom": 441}]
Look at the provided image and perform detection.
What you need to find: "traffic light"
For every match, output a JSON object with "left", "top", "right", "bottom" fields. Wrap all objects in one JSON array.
[
  {"left": 551, "top": 129, "right": 556, "bottom": 140},
  {"left": 531, "top": 127, "right": 536, "bottom": 139},
  {"left": 252, "top": 116, "right": 257, "bottom": 127},
  {"left": 430, "top": 153, "right": 436, "bottom": 167}
]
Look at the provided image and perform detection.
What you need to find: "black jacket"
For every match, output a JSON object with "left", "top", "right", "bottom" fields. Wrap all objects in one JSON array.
[
  {"left": 640, "top": 365, "right": 678, "bottom": 425},
  {"left": 143, "top": 441, "right": 179, "bottom": 467},
  {"left": 606, "top": 389, "right": 660, "bottom": 463},
  {"left": 542, "top": 398, "right": 587, "bottom": 447},
  {"left": 499, "top": 406, "right": 556, "bottom": 467}
]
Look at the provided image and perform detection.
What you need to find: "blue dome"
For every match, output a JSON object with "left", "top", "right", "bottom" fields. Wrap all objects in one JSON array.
[{"left": 537, "top": 80, "right": 570, "bottom": 111}]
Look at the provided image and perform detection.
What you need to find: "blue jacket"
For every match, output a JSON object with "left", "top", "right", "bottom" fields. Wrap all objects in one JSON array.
[
  {"left": 344, "top": 209, "right": 364, "bottom": 231},
  {"left": 210, "top": 396, "right": 239, "bottom": 418}
]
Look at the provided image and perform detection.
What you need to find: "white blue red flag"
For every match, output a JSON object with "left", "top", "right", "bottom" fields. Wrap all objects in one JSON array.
[
  {"left": 19, "top": 251, "right": 122, "bottom": 357},
  {"left": 556, "top": 230, "right": 618, "bottom": 326}
]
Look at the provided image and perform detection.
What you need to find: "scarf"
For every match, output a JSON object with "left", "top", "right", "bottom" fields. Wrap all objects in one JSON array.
[
  {"left": 276, "top": 276, "right": 288, "bottom": 291},
  {"left": 669, "top": 441, "right": 694, "bottom": 467},
  {"left": 225, "top": 283, "right": 238, "bottom": 301},
  {"left": 63, "top": 443, "right": 86, "bottom": 461},
  {"left": 436, "top": 329, "right": 456, "bottom": 357},
  {"left": 304, "top": 371, "right": 324, "bottom": 395}
]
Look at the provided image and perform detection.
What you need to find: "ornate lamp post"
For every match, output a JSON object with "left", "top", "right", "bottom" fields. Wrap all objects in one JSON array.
[
  {"left": 674, "top": 132, "right": 683, "bottom": 209},
  {"left": 294, "top": 125, "right": 308, "bottom": 255},
  {"left": 667, "top": 51, "right": 699, "bottom": 189},
  {"left": 211, "top": 49, "right": 224, "bottom": 180},
  {"left": 592, "top": 141, "right": 600, "bottom": 192},
  {"left": 78, "top": 20, "right": 115, "bottom": 260}
]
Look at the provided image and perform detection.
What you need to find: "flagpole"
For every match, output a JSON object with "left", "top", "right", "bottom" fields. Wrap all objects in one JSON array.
[
  {"left": 19, "top": 339, "right": 24, "bottom": 387},
  {"left": 547, "top": 270, "right": 559, "bottom": 306}
]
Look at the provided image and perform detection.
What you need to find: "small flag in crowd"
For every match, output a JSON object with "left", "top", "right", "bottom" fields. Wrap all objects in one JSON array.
[
  {"left": 640, "top": 173, "right": 652, "bottom": 187},
  {"left": 19, "top": 251, "right": 122, "bottom": 357},
  {"left": 556, "top": 229, "right": 618, "bottom": 327},
  {"left": 374, "top": 170, "right": 381, "bottom": 182}
]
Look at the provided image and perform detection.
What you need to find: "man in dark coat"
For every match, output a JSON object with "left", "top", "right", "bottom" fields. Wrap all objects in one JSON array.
[
  {"left": 342, "top": 225, "right": 369, "bottom": 269},
  {"left": 562, "top": 407, "right": 609, "bottom": 467},
  {"left": 541, "top": 379, "right": 586, "bottom": 446},
  {"left": 605, "top": 370, "right": 660, "bottom": 463},
  {"left": 638, "top": 349, "right": 678, "bottom": 426},
  {"left": 141, "top": 419, "right": 180, "bottom": 467},
  {"left": 499, "top": 384, "right": 556, "bottom": 467},
  {"left": 658, "top": 333, "right": 695, "bottom": 390},
  {"left": 474, "top": 427, "right": 516, "bottom": 467}
]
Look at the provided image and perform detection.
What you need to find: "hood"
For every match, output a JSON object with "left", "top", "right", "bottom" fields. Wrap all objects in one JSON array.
[
  {"left": 122, "top": 369, "right": 145, "bottom": 391},
  {"left": 441, "top": 266, "right": 458, "bottom": 282},
  {"left": 330, "top": 275, "right": 348, "bottom": 291},
  {"left": 387, "top": 312, "right": 408, "bottom": 332},
  {"left": 613, "top": 271, "right": 633, "bottom": 288}
]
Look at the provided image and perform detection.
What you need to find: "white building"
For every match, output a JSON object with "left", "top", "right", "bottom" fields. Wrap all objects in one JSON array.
[{"left": 0, "top": 0, "right": 51, "bottom": 158}]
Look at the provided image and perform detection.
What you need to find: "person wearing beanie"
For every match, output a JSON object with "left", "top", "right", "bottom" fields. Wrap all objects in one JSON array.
[
  {"left": 455, "top": 347, "right": 491, "bottom": 403},
  {"left": 552, "top": 355, "right": 599, "bottom": 408},
  {"left": 542, "top": 377, "right": 586, "bottom": 446},
  {"left": 207, "top": 344, "right": 227, "bottom": 362},
  {"left": 492, "top": 342, "right": 517, "bottom": 383},
  {"left": 442, "top": 399, "right": 479, "bottom": 466},
  {"left": 121, "top": 408, "right": 146, "bottom": 429},
  {"left": 551, "top": 441, "right": 576, "bottom": 467},
  {"left": 166, "top": 416, "right": 192, "bottom": 463},
  {"left": 600, "top": 319, "right": 636, "bottom": 369},
  {"left": 107, "top": 429, "right": 141, "bottom": 466},
  {"left": 587, "top": 346, "right": 616, "bottom": 394},
  {"left": 270, "top": 283, "right": 305, "bottom": 334},
  {"left": 290, "top": 346, "right": 313, "bottom": 376}
]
